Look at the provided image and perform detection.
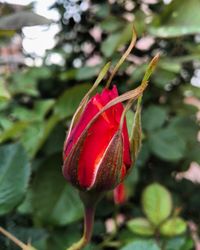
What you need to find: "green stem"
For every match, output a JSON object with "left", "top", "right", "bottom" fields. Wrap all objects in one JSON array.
[
  {"left": 67, "top": 206, "right": 95, "bottom": 250},
  {"left": 66, "top": 191, "right": 104, "bottom": 250}
]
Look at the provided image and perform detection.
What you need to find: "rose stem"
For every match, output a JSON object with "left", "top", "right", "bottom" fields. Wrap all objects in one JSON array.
[{"left": 66, "top": 205, "right": 95, "bottom": 250}]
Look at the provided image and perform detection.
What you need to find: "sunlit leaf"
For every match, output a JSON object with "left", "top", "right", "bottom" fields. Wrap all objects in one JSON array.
[
  {"left": 127, "top": 218, "right": 155, "bottom": 236},
  {"left": 142, "top": 183, "right": 172, "bottom": 226},
  {"left": 160, "top": 217, "right": 187, "bottom": 236}
]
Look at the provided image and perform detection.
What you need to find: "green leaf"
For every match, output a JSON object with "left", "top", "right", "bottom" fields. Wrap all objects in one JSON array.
[
  {"left": 12, "top": 100, "right": 55, "bottom": 121},
  {"left": 20, "top": 115, "right": 59, "bottom": 157},
  {"left": 148, "top": 0, "right": 200, "bottom": 37},
  {"left": 47, "top": 226, "right": 81, "bottom": 250},
  {"left": 101, "top": 23, "right": 134, "bottom": 58},
  {"left": 142, "top": 183, "right": 172, "bottom": 226},
  {"left": 0, "top": 143, "right": 30, "bottom": 215},
  {"left": 142, "top": 105, "right": 168, "bottom": 131},
  {"left": 158, "top": 60, "right": 181, "bottom": 73},
  {"left": 101, "top": 33, "right": 122, "bottom": 57},
  {"left": 100, "top": 16, "right": 124, "bottom": 32},
  {"left": 121, "top": 239, "right": 160, "bottom": 250},
  {"left": 32, "top": 155, "right": 83, "bottom": 226},
  {"left": 0, "top": 11, "right": 51, "bottom": 30},
  {"left": 160, "top": 217, "right": 187, "bottom": 236},
  {"left": 149, "top": 127, "right": 187, "bottom": 161},
  {"left": 76, "top": 65, "right": 102, "bottom": 80},
  {"left": 0, "top": 121, "right": 30, "bottom": 143},
  {"left": 5, "top": 225, "right": 47, "bottom": 250},
  {"left": 164, "top": 237, "right": 186, "bottom": 250},
  {"left": 164, "top": 236, "right": 194, "bottom": 250},
  {"left": 17, "top": 189, "right": 33, "bottom": 215},
  {"left": 55, "top": 84, "right": 91, "bottom": 119},
  {"left": 152, "top": 68, "right": 177, "bottom": 88},
  {"left": 169, "top": 116, "right": 199, "bottom": 142},
  {"left": 8, "top": 67, "right": 51, "bottom": 97},
  {"left": 127, "top": 218, "right": 155, "bottom": 236}
]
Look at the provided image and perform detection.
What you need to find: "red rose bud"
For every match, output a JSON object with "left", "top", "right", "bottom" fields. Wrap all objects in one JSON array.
[
  {"left": 62, "top": 27, "right": 159, "bottom": 250},
  {"left": 114, "top": 183, "right": 127, "bottom": 205},
  {"left": 63, "top": 86, "right": 132, "bottom": 191}
]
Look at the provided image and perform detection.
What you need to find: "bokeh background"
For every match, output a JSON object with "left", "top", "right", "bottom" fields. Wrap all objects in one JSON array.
[{"left": 0, "top": 0, "right": 200, "bottom": 249}]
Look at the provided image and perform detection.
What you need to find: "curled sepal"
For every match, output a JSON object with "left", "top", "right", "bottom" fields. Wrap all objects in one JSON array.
[
  {"left": 92, "top": 130, "right": 123, "bottom": 191},
  {"left": 141, "top": 53, "right": 160, "bottom": 86},
  {"left": 130, "top": 97, "right": 142, "bottom": 162},
  {"left": 106, "top": 26, "right": 137, "bottom": 87},
  {"left": 129, "top": 53, "right": 160, "bottom": 162}
]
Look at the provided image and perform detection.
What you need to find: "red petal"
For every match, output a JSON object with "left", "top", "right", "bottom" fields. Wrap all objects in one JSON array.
[{"left": 78, "top": 87, "right": 120, "bottom": 188}]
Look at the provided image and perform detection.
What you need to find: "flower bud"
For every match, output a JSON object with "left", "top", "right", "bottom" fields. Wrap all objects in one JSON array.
[{"left": 63, "top": 86, "right": 132, "bottom": 192}]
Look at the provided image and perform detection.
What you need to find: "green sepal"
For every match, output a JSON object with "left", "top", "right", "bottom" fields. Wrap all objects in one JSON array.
[
  {"left": 130, "top": 97, "right": 142, "bottom": 162},
  {"left": 92, "top": 130, "right": 123, "bottom": 191},
  {"left": 63, "top": 131, "right": 88, "bottom": 189}
]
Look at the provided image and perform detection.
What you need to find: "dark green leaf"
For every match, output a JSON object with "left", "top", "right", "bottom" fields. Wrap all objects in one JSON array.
[
  {"left": 164, "top": 237, "right": 186, "bottom": 250},
  {"left": 149, "top": 127, "right": 187, "bottom": 161},
  {"left": 142, "top": 105, "right": 168, "bottom": 131},
  {"left": 121, "top": 239, "right": 160, "bottom": 250},
  {"left": 0, "top": 143, "right": 30, "bottom": 215},
  {"left": 32, "top": 155, "right": 83, "bottom": 226}
]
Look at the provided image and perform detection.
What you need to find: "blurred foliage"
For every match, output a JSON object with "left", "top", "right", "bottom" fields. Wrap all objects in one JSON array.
[{"left": 0, "top": 0, "right": 200, "bottom": 249}]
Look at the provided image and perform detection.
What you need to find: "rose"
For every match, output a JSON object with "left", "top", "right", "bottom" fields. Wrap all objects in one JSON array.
[
  {"left": 62, "top": 28, "right": 159, "bottom": 250},
  {"left": 63, "top": 85, "right": 132, "bottom": 192}
]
